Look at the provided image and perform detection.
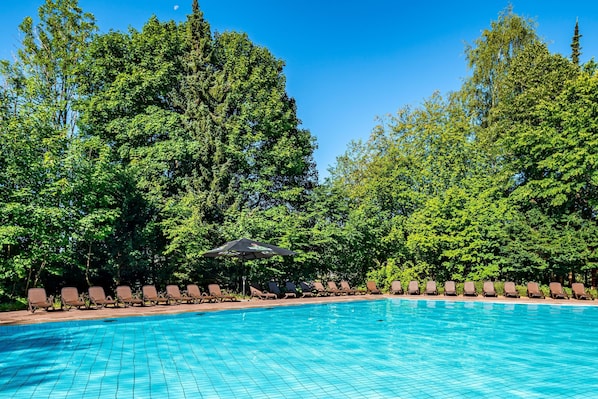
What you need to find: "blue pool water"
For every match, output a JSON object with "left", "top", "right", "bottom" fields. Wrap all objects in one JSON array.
[{"left": 1, "top": 299, "right": 597, "bottom": 398}]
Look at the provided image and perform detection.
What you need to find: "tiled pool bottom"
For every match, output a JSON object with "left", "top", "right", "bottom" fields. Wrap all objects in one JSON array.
[{"left": 1, "top": 300, "right": 598, "bottom": 399}]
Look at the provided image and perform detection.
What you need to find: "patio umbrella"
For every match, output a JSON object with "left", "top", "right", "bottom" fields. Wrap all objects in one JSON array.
[{"left": 202, "top": 238, "right": 296, "bottom": 295}]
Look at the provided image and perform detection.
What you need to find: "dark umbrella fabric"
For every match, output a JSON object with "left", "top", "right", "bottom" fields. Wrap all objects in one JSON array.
[
  {"left": 203, "top": 238, "right": 295, "bottom": 296},
  {"left": 202, "top": 238, "right": 295, "bottom": 260}
]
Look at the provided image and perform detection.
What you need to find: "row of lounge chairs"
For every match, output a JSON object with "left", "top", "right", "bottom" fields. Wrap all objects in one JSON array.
[
  {"left": 310, "top": 281, "right": 368, "bottom": 296},
  {"left": 27, "top": 283, "right": 237, "bottom": 313},
  {"left": 388, "top": 280, "right": 594, "bottom": 300},
  {"left": 250, "top": 281, "right": 370, "bottom": 300},
  {"left": 250, "top": 282, "right": 309, "bottom": 300}
]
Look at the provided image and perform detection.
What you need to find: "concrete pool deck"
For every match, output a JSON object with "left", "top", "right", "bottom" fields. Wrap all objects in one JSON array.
[{"left": 2, "top": 293, "right": 596, "bottom": 326}]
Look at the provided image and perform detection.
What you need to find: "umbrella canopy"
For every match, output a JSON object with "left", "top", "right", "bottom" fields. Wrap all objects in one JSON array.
[
  {"left": 203, "top": 238, "right": 295, "bottom": 296},
  {"left": 202, "top": 238, "right": 295, "bottom": 260}
]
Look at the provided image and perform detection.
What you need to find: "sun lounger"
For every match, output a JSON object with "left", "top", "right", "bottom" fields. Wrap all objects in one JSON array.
[
  {"left": 89, "top": 286, "right": 118, "bottom": 308},
  {"left": 300, "top": 282, "right": 317, "bottom": 296},
  {"left": 312, "top": 282, "right": 330, "bottom": 296},
  {"left": 526, "top": 282, "right": 544, "bottom": 299},
  {"left": 390, "top": 280, "right": 403, "bottom": 295},
  {"left": 116, "top": 285, "right": 144, "bottom": 307},
  {"left": 187, "top": 284, "right": 215, "bottom": 303},
  {"left": 408, "top": 281, "right": 420, "bottom": 295},
  {"left": 341, "top": 280, "right": 363, "bottom": 295},
  {"left": 166, "top": 285, "right": 194, "bottom": 304},
  {"left": 425, "top": 281, "right": 438, "bottom": 295},
  {"left": 142, "top": 285, "right": 172, "bottom": 305},
  {"left": 549, "top": 282, "right": 569, "bottom": 299},
  {"left": 250, "top": 285, "right": 277, "bottom": 300},
  {"left": 571, "top": 283, "right": 593, "bottom": 300},
  {"left": 483, "top": 281, "right": 497, "bottom": 297},
  {"left": 503, "top": 281, "right": 520, "bottom": 298},
  {"left": 27, "top": 288, "right": 54, "bottom": 313},
  {"left": 61, "top": 287, "right": 88, "bottom": 310},
  {"left": 327, "top": 281, "right": 348, "bottom": 295},
  {"left": 366, "top": 281, "right": 381, "bottom": 294},
  {"left": 463, "top": 281, "right": 477, "bottom": 296},
  {"left": 269, "top": 281, "right": 296, "bottom": 298},
  {"left": 286, "top": 282, "right": 313, "bottom": 297},
  {"left": 444, "top": 281, "right": 457, "bottom": 296},
  {"left": 208, "top": 284, "right": 236, "bottom": 302}
]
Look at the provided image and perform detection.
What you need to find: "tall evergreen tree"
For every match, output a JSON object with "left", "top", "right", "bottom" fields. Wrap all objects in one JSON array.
[{"left": 571, "top": 18, "right": 582, "bottom": 65}]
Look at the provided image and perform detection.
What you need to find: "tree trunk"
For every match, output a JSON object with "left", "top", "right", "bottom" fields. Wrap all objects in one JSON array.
[{"left": 85, "top": 242, "right": 92, "bottom": 287}]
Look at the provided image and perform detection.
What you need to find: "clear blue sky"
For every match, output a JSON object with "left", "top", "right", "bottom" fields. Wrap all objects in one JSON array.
[{"left": 2, "top": 1, "right": 598, "bottom": 179}]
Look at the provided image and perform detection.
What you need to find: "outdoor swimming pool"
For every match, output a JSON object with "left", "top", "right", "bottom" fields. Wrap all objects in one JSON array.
[{"left": 1, "top": 299, "right": 597, "bottom": 398}]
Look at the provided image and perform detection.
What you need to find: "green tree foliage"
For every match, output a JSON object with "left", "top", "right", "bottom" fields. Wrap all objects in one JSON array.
[
  {"left": 2, "top": 2, "right": 597, "bottom": 303},
  {"left": 0, "top": 0, "right": 122, "bottom": 300},
  {"left": 492, "top": 53, "right": 598, "bottom": 281},
  {"left": 316, "top": 7, "right": 597, "bottom": 288},
  {"left": 77, "top": 2, "right": 318, "bottom": 290},
  {"left": 571, "top": 19, "right": 582, "bottom": 66},
  {"left": 464, "top": 7, "right": 538, "bottom": 128}
]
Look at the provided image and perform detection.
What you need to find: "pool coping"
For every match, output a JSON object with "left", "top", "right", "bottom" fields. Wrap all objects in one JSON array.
[{"left": 2, "top": 293, "right": 596, "bottom": 326}]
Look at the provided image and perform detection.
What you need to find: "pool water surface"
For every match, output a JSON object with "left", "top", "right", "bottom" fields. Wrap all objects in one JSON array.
[{"left": 1, "top": 299, "right": 597, "bottom": 398}]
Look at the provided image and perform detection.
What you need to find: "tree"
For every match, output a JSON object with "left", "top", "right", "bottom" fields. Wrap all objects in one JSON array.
[
  {"left": 77, "top": 3, "right": 318, "bottom": 289},
  {"left": 78, "top": 15, "right": 189, "bottom": 285},
  {"left": 487, "top": 32, "right": 597, "bottom": 283},
  {"left": 0, "top": 0, "right": 117, "bottom": 299},
  {"left": 464, "top": 7, "right": 538, "bottom": 128},
  {"left": 571, "top": 18, "right": 582, "bottom": 66}
]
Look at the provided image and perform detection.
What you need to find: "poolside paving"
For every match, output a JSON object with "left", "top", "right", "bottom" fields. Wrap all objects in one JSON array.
[{"left": 2, "top": 293, "right": 596, "bottom": 326}]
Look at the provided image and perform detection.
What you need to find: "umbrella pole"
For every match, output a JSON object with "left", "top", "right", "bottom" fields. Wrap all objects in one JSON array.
[{"left": 241, "top": 259, "right": 246, "bottom": 297}]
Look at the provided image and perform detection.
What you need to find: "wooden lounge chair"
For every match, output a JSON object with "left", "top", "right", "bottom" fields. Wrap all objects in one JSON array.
[
  {"left": 408, "top": 281, "right": 420, "bottom": 295},
  {"left": 425, "top": 281, "right": 438, "bottom": 295},
  {"left": 166, "top": 285, "right": 194, "bottom": 304},
  {"left": 463, "top": 281, "right": 477, "bottom": 296},
  {"left": 504, "top": 282, "right": 520, "bottom": 298},
  {"left": 341, "top": 280, "right": 363, "bottom": 295},
  {"left": 483, "top": 281, "right": 497, "bottom": 297},
  {"left": 366, "top": 281, "right": 381, "bottom": 294},
  {"left": 208, "top": 284, "right": 236, "bottom": 302},
  {"left": 116, "top": 285, "right": 144, "bottom": 307},
  {"left": 250, "top": 285, "right": 277, "bottom": 300},
  {"left": 326, "top": 281, "right": 347, "bottom": 295},
  {"left": 142, "top": 285, "right": 171, "bottom": 305},
  {"left": 549, "top": 282, "right": 569, "bottom": 299},
  {"left": 268, "top": 281, "right": 296, "bottom": 298},
  {"left": 312, "top": 282, "right": 330, "bottom": 296},
  {"left": 187, "top": 284, "right": 215, "bottom": 303},
  {"left": 88, "top": 286, "right": 118, "bottom": 308},
  {"left": 27, "top": 288, "right": 54, "bottom": 313},
  {"left": 444, "top": 281, "right": 457, "bottom": 296},
  {"left": 61, "top": 287, "right": 88, "bottom": 310},
  {"left": 571, "top": 283, "right": 593, "bottom": 300},
  {"left": 300, "top": 282, "right": 317, "bottom": 296},
  {"left": 390, "top": 280, "right": 403, "bottom": 295},
  {"left": 286, "top": 281, "right": 313, "bottom": 297},
  {"left": 526, "top": 282, "right": 544, "bottom": 299}
]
